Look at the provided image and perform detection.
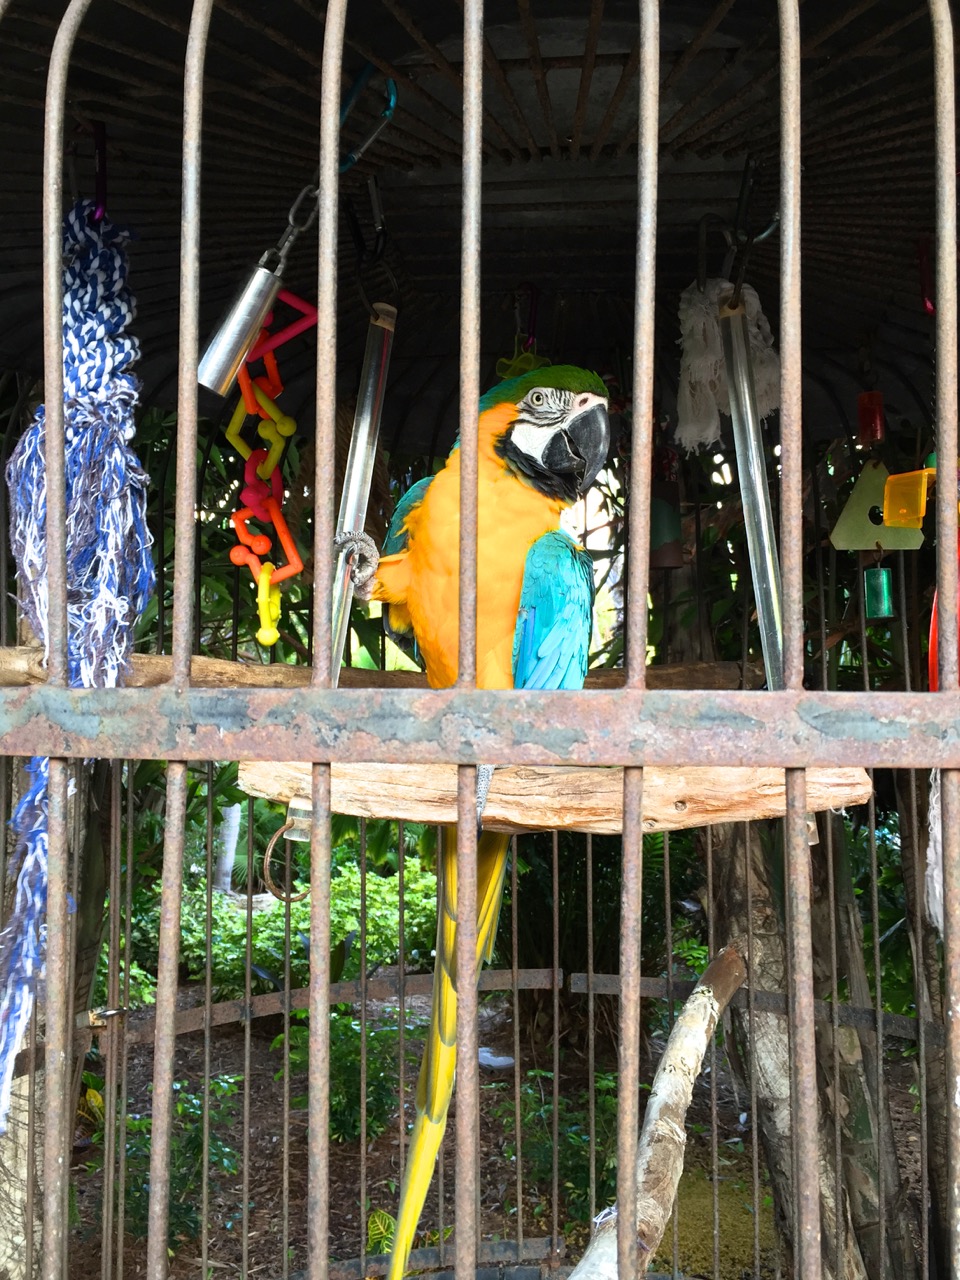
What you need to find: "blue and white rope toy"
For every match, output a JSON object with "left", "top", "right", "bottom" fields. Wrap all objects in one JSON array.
[{"left": 0, "top": 200, "right": 155, "bottom": 1132}]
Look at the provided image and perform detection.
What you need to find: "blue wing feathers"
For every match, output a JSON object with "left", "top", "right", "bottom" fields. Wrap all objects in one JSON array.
[
  {"left": 512, "top": 531, "right": 594, "bottom": 691},
  {"left": 382, "top": 476, "right": 433, "bottom": 555}
]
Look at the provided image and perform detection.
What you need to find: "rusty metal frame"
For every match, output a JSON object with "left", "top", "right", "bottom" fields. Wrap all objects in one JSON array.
[{"left": 3, "top": 0, "right": 957, "bottom": 1277}]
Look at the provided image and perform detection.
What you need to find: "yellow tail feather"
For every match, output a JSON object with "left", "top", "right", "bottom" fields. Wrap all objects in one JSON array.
[{"left": 386, "top": 826, "right": 510, "bottom": 1280}]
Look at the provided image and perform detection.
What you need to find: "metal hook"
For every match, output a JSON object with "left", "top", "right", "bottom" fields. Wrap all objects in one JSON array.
[
  {"left": 339, "top": 70, "right": 398, "bottom": 173},
  {"left": 696, "top": 213, "right": 734, "bottom": 293},
  {"left": 262, "top": 819, "right": 311, "bottom": 903}
]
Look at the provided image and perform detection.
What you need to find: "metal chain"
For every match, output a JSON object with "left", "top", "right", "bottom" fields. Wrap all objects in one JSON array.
[{"left": 259, "top": 170, "right": 320, "bottom": 274}]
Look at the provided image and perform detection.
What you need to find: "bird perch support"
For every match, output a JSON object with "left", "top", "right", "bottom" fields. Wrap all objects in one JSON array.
[{"left": 568, "top": 944, "right": 748, "bottom": 1279}]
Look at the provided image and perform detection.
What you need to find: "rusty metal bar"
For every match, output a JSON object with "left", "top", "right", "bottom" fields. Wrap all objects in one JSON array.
[
  {"left": 40, "top": 760, "right": 70, "bottom": 1280},
  {"left": 43, "top": 0, "right": 96, "bottom": 685},
  {"left": 569, "top": 0, "right": 604, "bottom": 160},
  {"left": 786, "top": 770, "right": 821, "bottom": 1276},
  {"left": 455, "top": 767, "right": 480, "bottom": 1280},
  {"left": 617, "top": 766, "right": 644, "bottom": 1280},
  {"left": 624, "top": 0, "right": 659, "bottom": 689},
  {"left": 456, "top": 0, "right": 482, "bottom": 691},
  {"left": 171, "top": 0, "right": 214, "bottom": 690},
  {"left": 510, "top": 837, "right": 525, "bottom": 1248},
  {"left": 7, "top": 685, "right": 960, "bottom": 766},
  {"left": 308, "top": 764, "right": 333, "bottom": 1280},
  {"left": 516, "top": 0, "right": 561, "bottom": 160},
  {"left": 589, "top": 38, "right": 639, "bottom": 161},
  {"left": 39, "top": 4, "right": 96, "bottom": 1278},
  {"left": 931, "top": 0, "right": 958, "bottom": 692},
  {"left": 779, "top": 0, "right": 803, "bottom": 693},
  {"left": 144, "top": 761, "right": 189, "bottom": 1275},
  {"left": 928, "top": 1, "right": 960, "bottom": 1254},
  {"left": 662, "top": 0, "right": 736, "bottom": 98},
  {"left": 311, "top": 0, "right": 348, "bottom": 691}
]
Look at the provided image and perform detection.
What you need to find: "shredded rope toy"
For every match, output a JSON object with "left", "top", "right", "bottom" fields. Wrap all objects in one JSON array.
[{"left": 0, "top": 200, "right": 155, "bottom": 1132}]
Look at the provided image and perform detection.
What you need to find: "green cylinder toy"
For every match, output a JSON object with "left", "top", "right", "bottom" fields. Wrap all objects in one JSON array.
[{"left": 864, "top": 566, "right": 894, "bottom": 619}]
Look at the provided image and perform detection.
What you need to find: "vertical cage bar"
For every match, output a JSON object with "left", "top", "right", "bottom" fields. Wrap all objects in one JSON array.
[
  {"left": 930, "top": 0, "right": 958, "bottom": 691},
  {"left": 551, "top": 830, "right": 561, "bottom": 1255},
  {"left": 777, "top": 0, "right": 804, "bottom": 692},
  {"left": 242, "top": 798, "right": 254, "bottom": 1276},
  {"left": 201, "top": 768, "right": 215, "bottom": 1280},
  {"left": 785, "top": 769, "right": 821, "bottom": 1277},
  {"left": 586, "top": 832, "right": 596, "bottom": 1225},
  {"left": 100, "top": 766, "right": 123, "bottom": 1280},
  {"left": 308, "top": 764, "right": 332, "bottom": 1280},
  {"left": 510, "top": 836, "right": 525, "bottom": 1249},
  {"left": 617, "top": 767, "right": 644, "bottom": 1280},
  {"left": 145, "top": 762, "right": 189, "bottom": 1274},
  {"left": 457, "top": 0, "right": 483, "bottom": 689},
  {"left": 312, "top": 0, "right": 349, "bottom": 689},
  {"left": 39, "top": 12, "right": 89, "bottom": 1265},
  {"left": 624, "top": 0, "right": 659, "bottom": 689},
  {"left": 43, "top": 0, "right": 94, "bottom": 685},
  {"left": 171, "top": 0, "right": 215, "bottom": 689},
  {"left": 40, "top": 760, "right": 71, "bottom": 1280},
  {"left": 929, "top": 0, "right": 959, "bottom": 1270},
  {"left": 455, "top": 768, "right": 480, "bottom": 1280},
  {"left": 359, "top": 821, "right": 369, "bottom": 1269}
]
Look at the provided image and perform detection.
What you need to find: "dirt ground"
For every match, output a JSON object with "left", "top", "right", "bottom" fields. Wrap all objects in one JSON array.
[{"left": 69, "top": 980, "right": 922, "bottom": 1279}]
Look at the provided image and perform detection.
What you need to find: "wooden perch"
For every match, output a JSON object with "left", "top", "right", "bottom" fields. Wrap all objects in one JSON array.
[
  {"left": 568, "top": 945, "right": 748, "bottom": 1278},
  {"left": 239, "top": 759, "right": 872, "bottom": 835},
  {"left": 0, "top": 646, "right": 762, "bottom": 691}
]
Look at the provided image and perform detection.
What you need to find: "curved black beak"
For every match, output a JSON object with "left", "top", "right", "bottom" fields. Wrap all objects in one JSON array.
[{"left": 566, "top": 402, "right": 610, "bottom": 493}]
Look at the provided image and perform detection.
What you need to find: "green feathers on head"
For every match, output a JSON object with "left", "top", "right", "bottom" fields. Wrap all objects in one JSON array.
[{"left": 480, "top": 364, "right": 608, "bottom": 413}]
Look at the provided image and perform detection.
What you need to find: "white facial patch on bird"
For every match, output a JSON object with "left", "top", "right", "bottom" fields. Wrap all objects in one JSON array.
[{"left": 508, "top": 387, "right": 572, "bottom": 462}]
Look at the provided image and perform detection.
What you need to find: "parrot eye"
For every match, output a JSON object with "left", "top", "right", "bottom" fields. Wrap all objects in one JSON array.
[{"left": 530, "top": 391, "right": 545, "bottom": 407}]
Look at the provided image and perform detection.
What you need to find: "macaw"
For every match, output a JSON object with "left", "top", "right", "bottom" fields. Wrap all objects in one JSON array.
[{"left": 359, "top": 364, "right": 609, "bottom": 1278}]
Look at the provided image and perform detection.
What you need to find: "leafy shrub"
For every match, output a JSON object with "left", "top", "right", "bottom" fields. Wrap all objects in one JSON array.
[
  {"left": 123, "top": 855, "right": 437, "bottom": 1002},
  {"left": 273, "top": 1008, "right": 425, "bottom": 1142},
  {"left": 89, "top": 1075, "right": 240, "bottom": 1242},
  {"left": 489, "top": 1068, "right": 619, "bottom": 1224}
]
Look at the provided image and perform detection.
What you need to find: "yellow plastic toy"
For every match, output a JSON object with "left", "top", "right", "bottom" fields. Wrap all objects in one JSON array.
[
  {"left": 883, "top": 466, "right": 937, "bottom": 529},
  {"left": 256, "top": 562, "right": 282, "bottom": 646},
  {"left": 225, "top": 384, "right": 296, "bottom": 479}
]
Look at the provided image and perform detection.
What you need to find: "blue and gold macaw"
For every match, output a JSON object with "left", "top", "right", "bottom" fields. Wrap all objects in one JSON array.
[{"left": 365, "top": 365, "right": 609, "bottom": 1278}]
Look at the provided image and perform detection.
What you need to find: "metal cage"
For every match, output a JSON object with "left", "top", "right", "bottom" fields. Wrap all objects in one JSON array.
[{"left": 0, "top": 2, "right": 956, "bottom": 1279}]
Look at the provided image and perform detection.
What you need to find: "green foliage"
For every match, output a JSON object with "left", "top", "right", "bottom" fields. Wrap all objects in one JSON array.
[
  {"left": 367, "top": 1207, "right": 397, "bottom": 1255},
  {"left": 845, "top": 808, "right": 916, "bottom": 1017},
  {"left": 124, "top": 854, "right": 437, "bottom": 1001},
  {"left": 89, "top": 1075, "right": 239, "bottom": 1242},
  {"left": 489, "top": 1068, "right": 619, "bottom": 1224},
  {"left": 273, "top": 1008, "right": 424, "bottom": 1143}
]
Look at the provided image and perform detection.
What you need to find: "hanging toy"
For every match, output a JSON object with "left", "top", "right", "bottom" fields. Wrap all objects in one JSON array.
[
  {"left": 863, "top": 564, "right": 894, "bottom": 619},
  {"left": 0, "top": 197, "right": 154, "bottom": 1132},
  {"left": 496, "top": 284, "right": 551, "bottom": 380},
  {"left": 256, "top": 563, "right": 282, "bottom": 646},
  {"left": 198, "top": 64, "right": 396, "bottom": 398},
  {"left": 857, "top": 390, "right": 885, "bottom": 447}
]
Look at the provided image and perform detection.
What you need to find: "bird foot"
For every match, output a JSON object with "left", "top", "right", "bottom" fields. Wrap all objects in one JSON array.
[
  {"left": 334, "top": 530, "right": 379, "bottom": 600},
  {"left": 476, "top": 763, "right": 496, "bottom": 836}
]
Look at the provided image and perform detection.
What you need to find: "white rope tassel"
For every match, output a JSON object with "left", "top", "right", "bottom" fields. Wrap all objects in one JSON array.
[
  {"left": 676, "top": 278, "right": 780, "bottom": 455},
  {"left": 927, "top": 767, "right": 944, "bottom": 935}
]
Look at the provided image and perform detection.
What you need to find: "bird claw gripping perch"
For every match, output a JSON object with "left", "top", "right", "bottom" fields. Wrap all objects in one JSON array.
[
  {"left": 334, "top": 529, "right": 380, "bottom": 600},
  {"left": 476, "top": 763, "right": 496, "bottom": 836}
]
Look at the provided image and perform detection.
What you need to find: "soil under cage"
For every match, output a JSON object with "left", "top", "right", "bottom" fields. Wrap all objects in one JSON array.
[{"left": 0, "top": 0, "right": 957, "bottom": 1278}]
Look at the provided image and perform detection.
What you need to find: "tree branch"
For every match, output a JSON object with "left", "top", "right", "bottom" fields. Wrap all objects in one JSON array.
[{"left": 569, "top": 944, "right": 747, "bottom": 1278}]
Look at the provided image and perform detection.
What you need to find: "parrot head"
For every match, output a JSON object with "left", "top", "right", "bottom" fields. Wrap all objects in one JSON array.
[{"left": 482, "top": 365, "right": 611, "bottom": 505}]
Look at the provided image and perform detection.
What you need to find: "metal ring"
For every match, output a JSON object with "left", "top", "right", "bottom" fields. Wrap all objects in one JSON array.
[{"left": 262, "top": 819, "right": 310, "bottom": 903}]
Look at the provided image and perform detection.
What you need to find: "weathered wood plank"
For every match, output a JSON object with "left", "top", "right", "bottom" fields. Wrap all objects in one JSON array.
[
  {"left": 238, "top": 759, "right": 872, "bottom": 834},
  {"left": 0, "top": 647, "right": 760, "bottom": 692}
]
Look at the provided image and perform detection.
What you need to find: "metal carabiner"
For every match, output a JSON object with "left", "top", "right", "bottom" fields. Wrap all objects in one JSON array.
[{"left": 339, "top": 71, "right": 398, "bottom": 173}]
